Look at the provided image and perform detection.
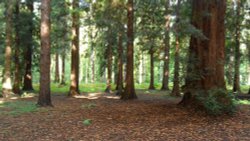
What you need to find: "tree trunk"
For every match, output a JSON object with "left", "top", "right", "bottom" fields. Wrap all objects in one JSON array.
[
  {"left": 121, "top": 0, "right": 137, "bottom": 100},
  {"left": 2, "top": 0, "right": 13, "bottom": 98},
  {"left": 90, "top": 47, "right": 95, "bottom": 83},
  {"left": 116, "top": 33, "right": 124, "bottom": 95},
  {"left": 60, "top": 52, "right": 66, "bottom": 85},
  {"left": 105, "top": 44, "right": 112, "bottom": 93},
  {"left": 23, "top": 0, "right": 34, "bottom": 91},
  {"left": 37, "top": 0, "right": 52, "bottom": 107},
  {"left": 161, "top": 0, "right": 171, "bottom": 91},
  {"left": 13, "top": 1, "right": 21, "bottom": 95},
  {"left": 54, "top": 53, "right": 60, "bottom": 83},
  {"left": 69, "top": 0, "right": 80, "bottom": 97},
  {"left": 149, "top": 49, "right": 155, "bottom": 90},
  {"left": 171, "top": 0, "right": 181, "bottom": 97},
  {"left": 233, "top": 0, "right": 241, "bottom": 93},
  {"left": 180, "top": 0, "right": 227, "bottom": 105}
]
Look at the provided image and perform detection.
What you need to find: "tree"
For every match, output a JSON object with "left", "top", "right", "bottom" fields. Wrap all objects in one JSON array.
[
  {"left": 13, "top": 0, "right": 21, "bottom": 95},
  {"left": 37, "top": 0, "right": 52, "bottom": 106},
  {"left": 54, "top": 53, "right": 60, "bottom": 83},
  {"left": 23, "top": 0, "right": 34, "bottom": 91},
  {"left": 2, "top": 0, "right": 14, "bottom": 98},
  {"left": 233, "top": 0, "right": 242, "bottom": 93},
  {"left": 180, "top": 0, "right": 232, "bottom": 111},
  {"left": 69, "top": 0, "right": 80, "bottom": 97},
  {"left": 171, "top": 0, "right": 181, "bottom": 97},
  {"left": 121, "top": 0, "right": 137, "bottom": 100},
  {"left": 161, "top": 0, "right": 171, "bottom": 91},
  {"left": 116, "top": 32, "right": 124, "bottom": 95}
]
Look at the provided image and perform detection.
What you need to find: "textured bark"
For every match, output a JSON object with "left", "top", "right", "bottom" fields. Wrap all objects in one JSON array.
[
  {"left": 180, "top": 0, "right": 226, "bottom": 105},
  {"left": 148, "top": 49, "right": 155, "bottom": 90},
  {"left": 116, "top": 33, "right": 124, "bottom": 95},
  {"left": 2, "top": 0, "right": 13, "bottom": 98},
  {"left": 171, "top": 0, "right": 181, "bottom": 97},
  {"left": 233, "top": 0, "right": 241, "bottom": 93},
  {"left": 23, "top": 0, "right": 34, "bottom": 91},
  {"left": 13, "top": 1, "right": 21, "bottom": 95},
  {"left": 54, "top": 53, "right": 60, "bottom": 83},
  {"left": 161, "top": 0, "right": 171, "bottom": 91},
  {"left": 37, "top": 0, "right": 52, "bottom": 107},
  {"left": 68, "top": 0, "right": 80, "bottom": 97},
  {"left": 121, "top": 0, "right": 137, "bottom": 100},
  {"left": 105, "top": 44, "right": 112, "bottom": 93}
]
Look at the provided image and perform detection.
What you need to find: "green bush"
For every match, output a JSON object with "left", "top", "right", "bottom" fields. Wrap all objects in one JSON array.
[{"left": 195, "top": 89, "right": 236, "bottom": 115}]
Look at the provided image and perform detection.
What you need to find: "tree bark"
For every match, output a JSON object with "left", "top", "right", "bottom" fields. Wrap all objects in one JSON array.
[
  {"left": 171, "top": 0, "right": 181, "bottom": 97},
  {"left": 161, "top": 0, "right": 171, "bottom": 91},
  {"left": 23, "top": 0, "right": 34, "bottom": 91},
  {"left": 180, "top": 0, "right": 227, "bottom": 105},
  {"left": 116, "top": 32, "right": 124, "bottom": 95},
  {"left": 149, "top": 49, "right": 155, "bottom": 90},
  {"left": 69, "top": 0, "right": 80, "bottom": 97},
  {"left": 105, "top": 44, "right": 112, "bottom": 93},
  {"left": 2, "top": 0, "right": 14, "bottom": 98},
  {"left": 121, "top": 0, "right": 137, "bottom": 100},
  {"left": 54, "top": 53, "right": 60, "bottom": 83},
  {"left": 233, "top": 0, "right": 241, "bottom": 93},
  {"left": 37, "top": 0, "right": 52, "bottom": 107},
  {"left": 13, "top": 1, "right": 21, "bottom": 95}
]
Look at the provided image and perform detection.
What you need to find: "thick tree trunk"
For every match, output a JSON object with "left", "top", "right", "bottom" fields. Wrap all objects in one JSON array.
[
  {"left": 105, "top": 44, "right": 112, "bottom": 93},
  {"left": 161, "top": 0, "right": 171, "bottom": 91},
  {"left": 2, "top": 0, "right": 13, "bottom": 98},
  {"left": 233, "top": 0, "right": 241, "bottom": 93},
  {"left": 116, "top": 33, "right": 124, "bottom": 95},
  {"left": 60, "top": 53, "right": 66, "bottom": 85},
  {"left": 23, "top": 0, "right": 34, "bottom": 91},
  {"left": 37, "top": 0, "right": 52, "bottom": 107},
  {"left": 171, "top": 0, "right": 181, "bottom": 97},
  {"left": 149, "top": 49, "right": 155, "bottom": 90},
  {"left": 69, "top": 0, "right": 80, "bottom": 97},
  {"left": 54, "top": 53, "right": 60, "bottom": 83},
  {"left": 13, "top": 1, "right": 21, "bottom": 95},
  {"left": 121, "top": 0, "right": 137, "bottom": 100},
  {"left": 180, "top": 0, "right": 227, "bottom": 105}
]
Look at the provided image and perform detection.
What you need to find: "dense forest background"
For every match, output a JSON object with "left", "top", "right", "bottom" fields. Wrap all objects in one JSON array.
[{"left": 0, "top": 0, "right": 249, "bottom": 111}]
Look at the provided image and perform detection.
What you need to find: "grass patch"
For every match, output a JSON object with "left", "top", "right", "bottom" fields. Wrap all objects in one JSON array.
[
  {"left": 81, "top": 103, "right": 96, "bottom": 109},
  {"left": 236, "top": 100, "right": 250, "bottom": 105},
  {"left": 82, "top": 119, "right": 92, "bottom": 126},
  {"left": 0, "top": 101, "right": 38, "bottom": 116}
]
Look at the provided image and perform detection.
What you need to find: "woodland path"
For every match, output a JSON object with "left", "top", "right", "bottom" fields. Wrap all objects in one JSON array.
[{"left": 0, "top": 91, "right": 249, "bottom": 141}]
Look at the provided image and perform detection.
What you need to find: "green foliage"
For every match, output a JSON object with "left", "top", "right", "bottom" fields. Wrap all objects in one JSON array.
[
  {"left": 82, "top": 119, "right": 92, "bottom": 126},
  {"left": 0, "top": 101, "right": 38, "bottom": 116},
  {"left": 236, "top": 100, "right": 250, "bottom": 105},
  {"left": 195, "top": 89, "right": 237, "bottom": 115}
]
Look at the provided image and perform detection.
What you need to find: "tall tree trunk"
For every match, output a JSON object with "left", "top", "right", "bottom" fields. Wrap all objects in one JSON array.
[
  {"left": 37, "top": 0, "right": 52, "bottom": 106},
  {"left": 116, "top": 32, "right": 124, "bottom": 95},
  {"left": 105, "top": 44, "right": 112, "bottom": 93},
  {"left": 121, "top": 0, "right": 137, "bottom": 100},
  {"left": 2, "top": 0, "right": 14, "bottom": 98},
  {"left": 233, "top": 0, "right": 241, "bottom": 93},
  {"left": 171, "top": 0, "right": 181, "bottom": 97},
  {"left": 180, "top": 0, "right": 227, "bottom": 105},
  {"left": 23, "top": 0, "right": 34, "bottom": 91},
  {"left": 69, "top": 0, "right": 80, "bottom": 97},
  {"left": 60, "top": 52, "right": 66, "bottom": 85},
  {"left": 13, "top": 0, "right": 21, "bottom": 95},
  {"left": 161, "top": 0, "right": 171, "bottom": 91},
  {"left": 54, "top": 53, "right": 60, "bottom": 83},
  {"left": 90, "top": 47, "right": 95, "bottom": 83},
  {"left": 149, "top": 49, "right": 155, "bottom": 90}
]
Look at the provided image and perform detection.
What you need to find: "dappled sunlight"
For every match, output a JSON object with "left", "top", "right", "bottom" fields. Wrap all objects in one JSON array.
[{"left": 74, "top": 92, "right": 120, "bottom": 100}]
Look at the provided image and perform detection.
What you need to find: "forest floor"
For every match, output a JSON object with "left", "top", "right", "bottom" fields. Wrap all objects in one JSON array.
[{"left": 0, "top": 90, "right": 250, "bottom": 141}]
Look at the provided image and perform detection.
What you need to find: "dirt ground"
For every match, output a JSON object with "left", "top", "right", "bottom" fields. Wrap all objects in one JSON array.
[{"left": 0, "top": 92, "right": 250, "bottom": 141}]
